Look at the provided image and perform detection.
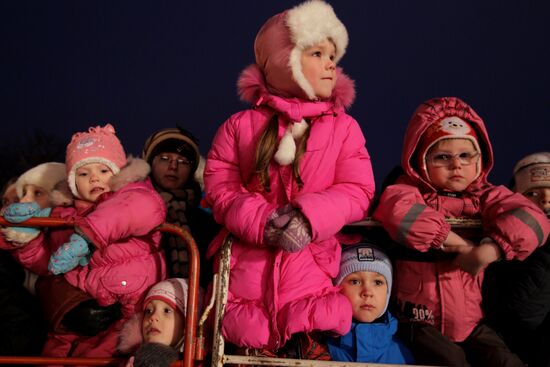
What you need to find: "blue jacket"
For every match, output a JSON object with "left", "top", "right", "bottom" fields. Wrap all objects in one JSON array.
[{"left": 327, "top": 312, "right": 415, "bottom": 364}]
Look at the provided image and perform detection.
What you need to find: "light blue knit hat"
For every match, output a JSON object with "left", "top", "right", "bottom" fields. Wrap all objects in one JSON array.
[{"left": 335, "top": 242, "right": 393, "bottom": 316}]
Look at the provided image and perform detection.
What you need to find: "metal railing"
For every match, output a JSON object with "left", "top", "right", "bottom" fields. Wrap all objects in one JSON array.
[{"left": 205, "top": 218, "right": 481, "bottom": 367}]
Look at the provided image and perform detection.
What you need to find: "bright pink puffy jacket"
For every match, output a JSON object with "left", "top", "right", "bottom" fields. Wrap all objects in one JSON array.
[
  {"left": 204, "top": 65, "right": 375, "bottom": 349},
  {"left": 11, "top": 164, "right": 167, "bottom": 318}
]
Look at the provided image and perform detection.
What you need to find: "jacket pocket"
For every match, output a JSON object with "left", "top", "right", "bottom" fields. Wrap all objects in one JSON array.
[
  {"left": 100, "top": 270, "right": 148, "bottom": 296},
  {"left": 395, "top": 260, "right": 423, "bottom": 295}
]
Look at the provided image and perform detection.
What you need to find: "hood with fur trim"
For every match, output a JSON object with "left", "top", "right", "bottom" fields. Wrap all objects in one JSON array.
[
  {"left": 400, "top": 97, "right": 494, "bottom": 192},
  {"left": 238, "top": 63, "right": 355, "bottom": 110},
  {"left": 254, "top": 0, "right": 348, "bottom": 100},
  {"left": 108, "top": 156, "right": 151, "bottom": 192},
  {"left": 237, "top": 63, "right": 355, "bottom": 165}
]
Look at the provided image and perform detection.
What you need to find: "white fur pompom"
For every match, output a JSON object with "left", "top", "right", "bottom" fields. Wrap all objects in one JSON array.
[
  {"left": 291, "top": 119, "right": 308, "bottom": 139},
  {"left": 274, "top": 128, "right": 297, "bottom": 166}
]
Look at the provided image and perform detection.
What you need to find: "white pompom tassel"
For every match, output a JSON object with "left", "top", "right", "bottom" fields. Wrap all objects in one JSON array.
[
  {"left": 273, "top": 119, "right": 309, "bottom": 166},
  {"left": 291, "top": 119, "right": 308, "bottom": 139},
  {"left": 274, "top": 126, "right": 296, "bottom": 166}
]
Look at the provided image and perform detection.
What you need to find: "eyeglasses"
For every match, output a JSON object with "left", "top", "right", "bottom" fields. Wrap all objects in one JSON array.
[
  {"left": 426, "top": 151, "right": 480, "bottom": 167},
  {"left": 157, "top": 155, "right": 191, "bottom": 166}
]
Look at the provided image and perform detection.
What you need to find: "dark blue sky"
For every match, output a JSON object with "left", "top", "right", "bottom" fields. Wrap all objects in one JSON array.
[{"left": 2, "top": 1, "right": 549, "bottom": 190}]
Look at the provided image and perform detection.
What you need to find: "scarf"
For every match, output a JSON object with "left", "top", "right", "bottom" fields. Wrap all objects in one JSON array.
[{"left": 156, "top": 185, "right": 198, "bottom": 278}]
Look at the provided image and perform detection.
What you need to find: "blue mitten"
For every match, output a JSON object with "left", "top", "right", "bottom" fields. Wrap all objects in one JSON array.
[
  {"left": 48, "top": 233, "right": 91, "bottom": 275},
  {"left": 3, "top": 202, "right": 51, "bottom": 223},
  {"left": 1, "top": 203, "right": 52, "bottom": 245}
]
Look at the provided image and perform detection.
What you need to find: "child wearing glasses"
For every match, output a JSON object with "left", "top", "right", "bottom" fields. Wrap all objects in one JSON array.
[{"left": 373, "top": 97, "right": 550, "bottom": 366}]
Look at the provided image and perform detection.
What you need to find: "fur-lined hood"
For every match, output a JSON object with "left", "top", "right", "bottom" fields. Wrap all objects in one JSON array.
[
  {"left": 51, "top": 157, "right": 151, "bottom": 207},
  {"left": 238, "top": 63, "right": 355, "bottom": 111},
  {"left": 253, "top": 0, "right": 348, "bottom": 101}
]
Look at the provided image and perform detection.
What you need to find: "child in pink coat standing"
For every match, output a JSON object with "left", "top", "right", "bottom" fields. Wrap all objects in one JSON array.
[{"left": 204, "top": 0, "right": 375, "bottom": 356}]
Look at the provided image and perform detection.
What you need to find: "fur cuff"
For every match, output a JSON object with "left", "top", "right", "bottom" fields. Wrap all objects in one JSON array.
[{"left": 1, "top": 227, "right": 40, "bottom": 245}]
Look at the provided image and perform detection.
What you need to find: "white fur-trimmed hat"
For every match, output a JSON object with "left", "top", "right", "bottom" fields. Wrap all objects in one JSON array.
[
  {"left": 513, "top": 152, "right": 550, "bottom": 193},
  {"left": 15, "top": 162, "right": 67, "bottom": 199},
  {"left": 253, "top": 1, "right": 348, "bottom": 165},
  {"left": 254, "top": 0, "right": 348, "bottom": 101}
]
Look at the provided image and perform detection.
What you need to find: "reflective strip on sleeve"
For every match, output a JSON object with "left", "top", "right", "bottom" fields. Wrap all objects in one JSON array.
[
  {"left": 396, "top": 203, "right": 426, "bottom": 244},
  {"left": 509, "top": 208, "right": 545, "bottom": 246}
]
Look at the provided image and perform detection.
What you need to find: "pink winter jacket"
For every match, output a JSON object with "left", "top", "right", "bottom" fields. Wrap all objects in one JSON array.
[
  {"left": 10, "top": 159, "right": 167, "bottom": 317},
  {"left": 373, "top": 97, "right": 550, "bottom": 342},
  {"left": 204, "top": 65, "right": 375, "bottom": 349}
]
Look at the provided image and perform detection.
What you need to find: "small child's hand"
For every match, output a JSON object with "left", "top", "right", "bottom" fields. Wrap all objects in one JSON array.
[
  {"left": 1, "top": 203, "right": 51, "bottom": 245},
  {"left": 48, "top": 233, "right": 91, "bottom": 275},
  {"left": 454, "top": 240, "right": 501, "bottom": 276},
  {"left": 440, "top": 239, "right": 476, "bottom": 254}
]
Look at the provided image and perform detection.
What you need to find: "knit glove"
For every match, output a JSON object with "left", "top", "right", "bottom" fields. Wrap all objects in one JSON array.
[
  {"left": 277, "top": 212, "right": 312, "bottom": 253},
  {"left": 1, "top": 202, "right": 51, "bottom": 245},
  {"left": 48, "top": 233, "right": 91, "bottom": 275},
  {"left": 264, "top": 204, "right": 298, "bottom": 247}
]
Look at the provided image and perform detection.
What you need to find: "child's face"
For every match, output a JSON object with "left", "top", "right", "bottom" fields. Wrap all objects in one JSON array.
[
  {"left": 523, "top": 187, "right": 550, "bottom": 214},
  {"left": 340, "top": 270, "right": 388, "bottom": 323},
  {"left": 142, "top": 299, "right": 184, "bottom": 347},
  {"left": 426, "top": 139, "right": 480, "bottom": 192},
  {"left": 151, "top": 152, "right": 192, "bottom": 191},
  {"left": 300, "top": 39, "right": 337, "bottom": 99},
  {"left": 75, "top": 163, "right": 113, "bottom": 202},
  {"left": 19, "top": 184, "right": 50, "bottom": 209}
]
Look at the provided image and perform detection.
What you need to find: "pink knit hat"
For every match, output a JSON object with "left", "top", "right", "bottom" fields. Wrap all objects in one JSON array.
[
  {"left": 66, "top": 124, "right": 127, "bottom": 198},
  {"left": 143, "top": 278, "right": 188, "bottom": 317},
  {"left": 254, "top": 0, "right": 348, "bottom": 100}
]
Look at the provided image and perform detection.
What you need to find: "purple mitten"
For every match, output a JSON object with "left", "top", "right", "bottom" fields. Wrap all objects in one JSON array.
[
  {"left": 277, "top": 212, "right": 312, "bottom": 253},
  {"left": 264, "top": 204, "right": 297, "bottom": 247}
]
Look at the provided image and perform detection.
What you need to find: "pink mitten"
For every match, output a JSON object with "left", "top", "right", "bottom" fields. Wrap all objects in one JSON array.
[
  {"left": 264, "top": 204, "right": 297, "bottom": 247},
  {"left": 277, "top": 212, "right": 312, "bottom": 253}
]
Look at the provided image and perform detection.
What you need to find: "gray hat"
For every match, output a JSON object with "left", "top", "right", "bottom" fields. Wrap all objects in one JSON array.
[
  {"left": 336, "top": 242, "right": 393, "bottom": 317},
  {"left": 513, "top": 152, "right": 550, "bottom": 194}
]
